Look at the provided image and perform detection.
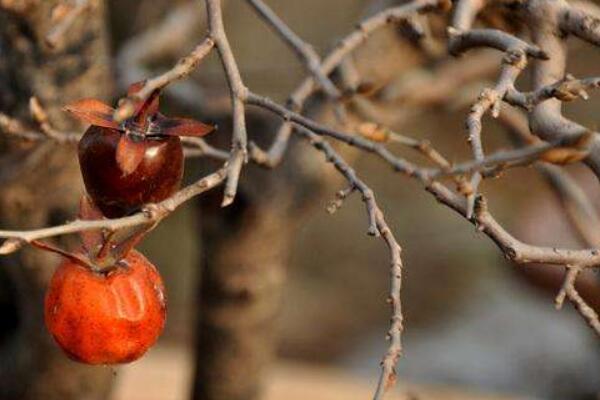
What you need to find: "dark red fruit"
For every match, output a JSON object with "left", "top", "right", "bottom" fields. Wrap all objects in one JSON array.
[
  {"left": 44, "top": 249, "right": 166, "bottom": 365},
  {"left": 64, "top": 82, "right": 214, "bottom": 218},
  {"left": 78, "top": 126, "right": 183, "bottom": 218}
]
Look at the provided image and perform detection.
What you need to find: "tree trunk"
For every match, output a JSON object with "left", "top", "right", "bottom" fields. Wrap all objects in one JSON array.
[
  {"left": 192, "top": 114, "right": 320, "bottom": 400},
  {"left": 0, "top": 1, "right": 114, "bottom": 398},
  {"left": 193, "top": 190, "right": 290, "bottom": 400}
]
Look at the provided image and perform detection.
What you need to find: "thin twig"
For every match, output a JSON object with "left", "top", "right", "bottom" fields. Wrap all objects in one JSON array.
[
  {"left": 250, "top": 0, "right": 449, "bottom": 167},
  {"left": 0, "top": 168, "right": 227, "bottom": 253},
  {"left": 246, "top": 0, "right": 340, "bottom": 99},
  {"left": 555, "top": 265, "right": 600, "bottom": 336},
  {"left": 205, "top": 0, "right": 248, "bottom": 206},
  {"left": 294, "top": 125, "right": 403, "bottom": 400},
  {"left": 505, "top": 75, "right": 600, "bottom": 110},
  {"left": 0, "top": 111, "right": 227, "bottom": 160},
  {"left": 114, "top": 37, "right": 215, "bottom": 122}
]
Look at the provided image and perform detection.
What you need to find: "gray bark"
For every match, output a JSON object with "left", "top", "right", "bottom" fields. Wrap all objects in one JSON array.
[{"left": 0, "top": 1, "right": 114, "bottom": 398}]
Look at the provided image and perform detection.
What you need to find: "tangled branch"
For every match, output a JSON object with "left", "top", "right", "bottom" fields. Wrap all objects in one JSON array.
[{"left": 2, "top": 0, "right": 600, "bottom": 398}]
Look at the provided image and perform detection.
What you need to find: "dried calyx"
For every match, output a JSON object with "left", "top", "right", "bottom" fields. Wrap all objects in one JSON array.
[{"left": 31, "top": 196, "right": 149, "bottom": 273}]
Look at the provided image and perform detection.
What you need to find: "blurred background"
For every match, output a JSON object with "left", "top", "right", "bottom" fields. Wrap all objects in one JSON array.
[
  {"left": 1, "top": 0, "right": 599, "bottom": 399},
  {"left": 114, "top": 1, "right": 600, "bottom": 399}
]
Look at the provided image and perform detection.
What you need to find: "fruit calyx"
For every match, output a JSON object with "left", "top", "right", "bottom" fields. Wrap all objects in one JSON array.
[
  {"left": 64, "top": 81, "right": 215, "bottom": 175},
  {"left": 32, "top": 195, "right": 149, "bottom": 274}
]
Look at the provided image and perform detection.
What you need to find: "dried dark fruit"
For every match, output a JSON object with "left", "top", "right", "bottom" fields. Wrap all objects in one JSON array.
[
  {"left": 65, "top": 82, "right": 214, "bottom": 218},
  {"left": 78, "top": 125, "right": 184, "bottom": 217}
]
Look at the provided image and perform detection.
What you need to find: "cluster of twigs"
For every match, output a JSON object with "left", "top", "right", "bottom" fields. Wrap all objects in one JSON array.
[{"left": 1, "top": 0, "right": 600, "bottom": 398}]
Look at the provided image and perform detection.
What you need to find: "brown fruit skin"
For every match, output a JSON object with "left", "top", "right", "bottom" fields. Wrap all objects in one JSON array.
[
  {"left": 78, "top": 125, "right": 184, "bottom": 218},
  {"left": 44, "top": 250, "right": 166, "bottom": 365}
]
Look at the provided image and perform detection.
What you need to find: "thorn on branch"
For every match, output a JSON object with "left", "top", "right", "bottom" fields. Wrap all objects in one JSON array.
[{"left": 326, "top": 186, "right": 355, "bottom": 214}]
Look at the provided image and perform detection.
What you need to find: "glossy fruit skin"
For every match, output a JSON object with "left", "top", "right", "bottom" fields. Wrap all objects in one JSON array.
[
  {"left": 78, "top": 125, "right": 184, "bottom": 218},
  {"left": 44, "top": 250, "right": 166, "bottom": 365}
]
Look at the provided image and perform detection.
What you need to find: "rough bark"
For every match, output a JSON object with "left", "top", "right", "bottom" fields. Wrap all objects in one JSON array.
[
  {"left": 191, "top": 117, "right": 378, "bottom": 400},
  {"left": 192, "top": 114, "right": 321, "bottom": 400},
  {"left": 0, "top": 1, "right": 114, "bottom": 398},
  {"left": 193, "top": 192, "right": 290, "bottom": 400}
]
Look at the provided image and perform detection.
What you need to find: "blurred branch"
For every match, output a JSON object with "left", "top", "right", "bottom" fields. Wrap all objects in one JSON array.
[
  {"left": 246, "top": 0, "right": 341, "bottom": 99},
  {"left": 555, "top": 265, "right": 600, "bottom": 336},
  {"left": 45, "top": 0, "right": 90, "bottom": 49},
  {"left": 250, "top": 0, "right": 450, "bottom": 167},
  {"left": 525, "top": 0, "right": 600, "bottom": 180},
  {"left": 294, "top": 125, "right": 404, "bottom": 400},
  {"left": 0, "top": 102, "right": 227, "bottom": 160},
  {"left": 498, "top": 107, "right": 600, "bottom": 249}
]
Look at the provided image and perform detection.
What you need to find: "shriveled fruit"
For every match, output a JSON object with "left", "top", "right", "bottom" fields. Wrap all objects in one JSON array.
[{"left": 44, "top": 250, "right": 166, "bottom": 365}]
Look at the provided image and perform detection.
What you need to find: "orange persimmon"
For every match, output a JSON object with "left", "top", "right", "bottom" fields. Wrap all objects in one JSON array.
[{"left": 44, "top": 250, "right": 166, "bottom": 365}]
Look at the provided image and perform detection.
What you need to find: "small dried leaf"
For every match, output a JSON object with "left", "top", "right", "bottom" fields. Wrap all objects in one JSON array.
[
  {"left": 541, "top": 131, "right": 593, "bottom": 164},
  {"left": 116, "top": 135, "right": 146, "bottom": 175},
  {"left": 78, "top": 195, "right": 105, "bottom": 253},
  {"left": 127, "top": 81, "right": 159, "bottom": 125},
  {"left": 357, "top": 122, "right": 389, "bottom": 142},
  {"left": 108, "top": 227, "right": 149, "bottom": 263},
  {"left": 540, "top": 148, "right": 588, "bottom": 165},
  {"left": 79, "top": 194, "right": 104, "bottom": 220},
  {"left": 31, "top": 240, "right": 94, "bottom": 269},
  {"left": 63, "top": 98, "right": 119, "bottom": 129},
  {"left": 127, "top": 81, "right": 146, "bottom": 95},
  {"left": 157, "top": 116, "right": 215, "bottom": 137}
]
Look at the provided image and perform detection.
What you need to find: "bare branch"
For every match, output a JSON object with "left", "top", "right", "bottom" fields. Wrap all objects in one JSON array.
[
  {"left": 0, "top": 111, "right": 79, "bottom": 144},
  {"left": 561, "top": 5, "right": 600, "bottom": 47},
  {"left": 451, "top": 0, "right": 487, "bottom": 30},
  {"left": 294, "top": 125, "right": 404, "bottom": 400},
  {"left": 244, "top": 90, "right": 600, "bottom": 270},
  {"left": 424, "top": 134, "right": 589, "bottom": 179},
  {"left": 115, "top": 2, "right": 230, "bottom": 114},
  {"left": 498, "top": 106, "right": 600, "bottom": 248},
  {"left": 555, "top": 265, "right": 600, "bottom": 336},
  {"left": 526, "top": 0, "right": 600, "bottom": 179},
  {"left": 0, "top": 168, "right": 227, "bottom": 252},
  {"left": 114, "top": 37, "right": 216, "bottom": 122},
  {"left": 246, "top": 0, "right": 340, "bottom": 99},
  {"left": 205, "top": 0, "right": 249, "bottom": 206},
  {"left": 251, "top": 0, "right": 450, "bottom": 167},
  {"left": 448, "top": 28, "right": 549, "bottom": 58},
  {"left": 505, "top": 74, "right": 600, "bottom": 109},
  {"left": 463, "top": 50, "right": 528, "bottom": 217}
]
